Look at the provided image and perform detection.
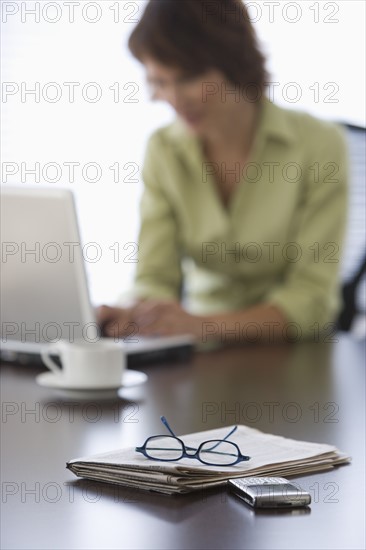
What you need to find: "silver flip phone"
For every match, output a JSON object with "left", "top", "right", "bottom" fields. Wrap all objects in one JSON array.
[{"left": 228, "top": 477, "right": 311, "bottom": 508}]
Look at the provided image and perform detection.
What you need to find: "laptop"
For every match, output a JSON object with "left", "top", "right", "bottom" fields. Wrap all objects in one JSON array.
[{"left": 0, "top": 186, "right": 194, "bottom": 366}]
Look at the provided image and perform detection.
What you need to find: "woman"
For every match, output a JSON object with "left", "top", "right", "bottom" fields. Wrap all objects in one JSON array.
[{"left": 97, "top": 0, "right": 348, "bottom": 343}]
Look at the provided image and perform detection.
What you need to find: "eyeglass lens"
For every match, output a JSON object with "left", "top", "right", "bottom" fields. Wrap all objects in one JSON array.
[
  {"left": 198, "top": 440, "right": 239, "bottom": 465},
  {"left": 145, "top": 436, "right": 184, "bottom": 461}
]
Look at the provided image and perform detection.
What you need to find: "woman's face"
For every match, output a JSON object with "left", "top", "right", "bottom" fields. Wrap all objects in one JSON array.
[{"left": 143, "top": 57, "right": 232, "bottom": 136}]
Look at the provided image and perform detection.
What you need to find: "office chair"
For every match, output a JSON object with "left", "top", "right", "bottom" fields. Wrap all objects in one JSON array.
[
  {"left": 337, "top": 124, "right": 366, "bottom": 333},
  {"left": 338, "top": 253, "right": 366, "bottom": 331}
]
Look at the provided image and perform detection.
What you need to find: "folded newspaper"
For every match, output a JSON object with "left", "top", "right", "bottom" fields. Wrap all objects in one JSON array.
[{"left": 67, "top": 425, "right": 350, "bottom": 494}]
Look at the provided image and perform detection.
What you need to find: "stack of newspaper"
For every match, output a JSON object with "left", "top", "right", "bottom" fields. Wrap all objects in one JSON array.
[{"left": 67, "top": 425, "right": 350, "bottom": 494}]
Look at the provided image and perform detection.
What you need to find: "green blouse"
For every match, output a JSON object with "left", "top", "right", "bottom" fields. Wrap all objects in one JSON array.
[{"left": 133, "top": 97, "right": 349, "bottom": 337}]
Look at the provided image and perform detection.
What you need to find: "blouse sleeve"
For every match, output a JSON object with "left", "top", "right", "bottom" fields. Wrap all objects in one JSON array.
[{"left": 264, "top": 124, "right": 349, "bottom": 337}]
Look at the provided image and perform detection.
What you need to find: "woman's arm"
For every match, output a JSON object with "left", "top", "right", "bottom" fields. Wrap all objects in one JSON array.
[
  {"left": 262, "top": 123, "right": 349, "bottom": 339},
  {"left": 130, "top": 300, "right": 287, "bottom": 343},
  {"left": 97, "top": 300, "right": 287, "bottom": 342}
]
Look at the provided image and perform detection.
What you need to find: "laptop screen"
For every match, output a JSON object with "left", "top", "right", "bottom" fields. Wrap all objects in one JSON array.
[{"left": 1, "top": 186, "right": 98, "bottom": 353}]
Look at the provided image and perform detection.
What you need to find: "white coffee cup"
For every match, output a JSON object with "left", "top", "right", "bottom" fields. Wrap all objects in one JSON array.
[{"left": 40, "top": 338, "right": 126, "bottom": 389}]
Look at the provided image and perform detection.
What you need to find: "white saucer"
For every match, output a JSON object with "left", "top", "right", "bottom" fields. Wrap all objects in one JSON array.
[{"left": 36, "top": 369, "right": 148, "bottom": 391}]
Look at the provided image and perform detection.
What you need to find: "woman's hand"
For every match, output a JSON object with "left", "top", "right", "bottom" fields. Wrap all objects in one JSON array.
[
  {"left": 131, "top": 300, "right": 204, "bottom": 338},
  {"left": 96, "top": 301, "right": 204, "bottom": 339},
  {"left": 96, "top": 305, "right": 135, "bottom": 338}
]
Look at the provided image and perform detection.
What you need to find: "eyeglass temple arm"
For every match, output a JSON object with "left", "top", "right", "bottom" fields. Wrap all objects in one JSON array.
[
  {"left": 160, "top": 416, "right": 198, "bottom": 452},
  {"left": 161, "top": 416, "right": 238, "bottom": 452},
  {"left": 203, "top": 425, "right": 238, "bottom": 451},
  {"left": 160, "top": 416, "right": 177, "bottom": 437}
]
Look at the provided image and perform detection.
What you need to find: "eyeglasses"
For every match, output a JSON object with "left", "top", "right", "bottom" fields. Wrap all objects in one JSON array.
[{"left": 135, "top": 416, "right": 251, "bottom": 466}]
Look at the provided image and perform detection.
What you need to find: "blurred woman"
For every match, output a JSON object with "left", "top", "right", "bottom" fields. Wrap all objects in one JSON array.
[{"left": 98, "top": 0, "right": 348, "bottom": 343}]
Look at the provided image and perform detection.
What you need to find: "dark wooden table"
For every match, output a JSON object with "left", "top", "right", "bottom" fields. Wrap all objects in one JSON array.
[{"left": 1, "top": 335, "right": 365, "bottom": 550}]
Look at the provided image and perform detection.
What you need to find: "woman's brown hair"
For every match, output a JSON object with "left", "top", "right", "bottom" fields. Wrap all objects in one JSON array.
[{"left": 128, "top": 0, "right": 269, "bottom": 93}]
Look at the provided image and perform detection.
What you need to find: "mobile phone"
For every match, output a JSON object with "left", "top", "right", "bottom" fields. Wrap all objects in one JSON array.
[{"left": 228, "top": 477, "right": 311, "bottom": 508}]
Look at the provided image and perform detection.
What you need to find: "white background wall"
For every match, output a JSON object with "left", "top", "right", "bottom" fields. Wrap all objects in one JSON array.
[{"left": 1, "top": 0, "right": 365, "bottom": 306}]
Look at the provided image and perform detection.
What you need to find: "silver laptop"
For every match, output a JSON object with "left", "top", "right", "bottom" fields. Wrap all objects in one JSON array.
[{"left": 0, "top": 186, "right": 194, "bottom": 361}]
